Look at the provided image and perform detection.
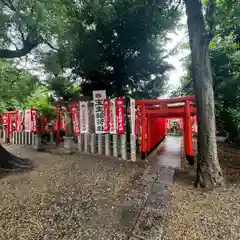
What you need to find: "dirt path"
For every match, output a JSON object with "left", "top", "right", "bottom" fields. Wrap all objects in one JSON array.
[
  {"left": 163, "top": 141, "right": 240, "bottom": 240},
  {"left": 0, "top": 145, "right": 145, "bottom": 240}
]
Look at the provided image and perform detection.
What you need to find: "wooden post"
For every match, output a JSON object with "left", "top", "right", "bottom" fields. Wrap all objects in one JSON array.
[
  {"left": 18, "top": 132, "right": 22, "bottom": 145},
  {"left": 26, "top": 132, "right": 30, "bottom": 145},
  {"left": 31, "top": 133, "right": 35, "bottom": 146},
  {"left": 105, "top": 134, "right": 110, "bottom": 156},
  {"left": 84, "top": 133, "right": 89, "bottom": 154},
  {"left": 78, "top": 134, "right": 83, "bottom": 152},
  {"left": 98, "top": 134, "right": 103, "bottom": 154},
  {"left": 16, "top": 132, "right": 19, "bottom": 145},
  {"left": 90, "top": 133, "right": 96, "bottom": 154},
  {"left": 28, "top": 132, "right": 31, "bottom": 145},
  {"left": 56, "top": 106, "right": 61, "bottom": 144},
  {"left": 13, "top": 131, "right": 16, "bottom": 144},
  {"left": 130, "top": 134, "right": 136, "bottom": 161},
  {"left": 121, "top": 134, "right": 127, "bottom": 160},
  {"left": 21, "top": 131, "right": 25, "bottom": 145},
  {"left": 184, "top": 100, "right": 194, "bottom": 158},
  {"left": 25, "top": 131, "right": 28, "bottom": 145},
  {"left": 113, "top": 134, "right": 118, "bottom": 157}
]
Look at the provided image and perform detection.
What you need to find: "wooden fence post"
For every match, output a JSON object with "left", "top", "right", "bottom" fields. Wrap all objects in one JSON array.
[
  {"left": 98, "top": 134, "right": 103, "bottom": 154},
  {"left": 121, "top": 134, "right": 127, "bottom": 160},
  {"left": 113, "top": 134, "right": 118, "bottom": 158},
  {"left": 105, "top": 134, "right": 110, "bottom": 156},
  {"left": 91, "top": 133, "right": 96, "bottom": 154}
]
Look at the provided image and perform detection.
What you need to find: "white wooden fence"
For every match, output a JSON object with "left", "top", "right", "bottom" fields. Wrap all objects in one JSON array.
[
  {"left": 12, "top": 131, "right": 35, "bottom": 145},
  {"left": 77, "top": 133, "right": 137, "bottom": 161}
]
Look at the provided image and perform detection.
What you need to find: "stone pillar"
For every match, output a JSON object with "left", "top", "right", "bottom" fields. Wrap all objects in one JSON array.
[
  {"left": 105, "top": 134, "right": 110, "bottom": 156},
  {"left": 3, "top": 128, "right": 8, "bottom": 143},
  {"left": 33, "top": 134, "right": 41, "bottom": 150},
  {"left": 113, "top": 134, "right": 118, "bottom": 158},
  {"left": 98, "top": 134, "right": 103, "bottom": 154},
  {"left": 121, "top": 134, "right": 127, "bottom": 160},
  {"left": 90, "top": 133, "right": 96, "bottom": 154},
  {"left": 84, "top": 134, "right": 89, "bottom": 154},
  {"left": 130, "top": 134, "right": 137, "bottom": 162},
  {"left": 50, "top": 131, "right": 54, "bottom": 144},
  {"left": 63, "top": 136, "right": 74, "bottom": 154},
  {"left": 78, "top": 134, "right": 83, "bottom": 152}
]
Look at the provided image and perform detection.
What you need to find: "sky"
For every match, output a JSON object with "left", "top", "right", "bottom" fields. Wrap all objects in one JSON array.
[{"left": 165, "top": 14, "right": 189, "bottom": 93}]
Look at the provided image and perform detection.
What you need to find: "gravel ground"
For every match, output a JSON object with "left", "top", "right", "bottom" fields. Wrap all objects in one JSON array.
[
  {"left": 164, "top": 140, "right": 240, "bottom": 240},
  {"left": 0, "top": 145, "right": 145, "bottom": 240}
]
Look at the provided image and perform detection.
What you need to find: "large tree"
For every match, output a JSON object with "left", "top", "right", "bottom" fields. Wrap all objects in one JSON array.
[
  {"left": 69, "top": 0, "right": 180, "bottom": 98},
  {"left": 0, "top": 0, "right": 72, "bottom": 58},
  {"left": 0, "top": 60, "right": 40, "bottom": 111},
  {"left": 183, "top": 0, "right": 225, "bottom": 188}
]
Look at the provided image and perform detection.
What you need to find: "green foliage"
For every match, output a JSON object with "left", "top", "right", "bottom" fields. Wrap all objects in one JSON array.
[
  {"left": 67, "top": 0, "right": 180, "bottom": 98},
  {"left": 25, "top": 85, "right": 53, "bottom": 116},
  {"left": 174, "top": 35, "right": 240, "bottom": 141},
  {"left": 0, "top": 60, "right": 39, "bottom": 112},
  {"left": 0, "top": 0, "right": 72, "bottom": 58},
  {"left": 47, "top": 76, "right": 80, "bottom": 102},
  {"left": 1, "top": 0, "right": 181, "bottom": 100}
]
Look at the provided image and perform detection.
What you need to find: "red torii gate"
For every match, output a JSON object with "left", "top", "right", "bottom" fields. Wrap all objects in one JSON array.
[{"left": 136, "top": 95, "right": 196, "bottom": 164}]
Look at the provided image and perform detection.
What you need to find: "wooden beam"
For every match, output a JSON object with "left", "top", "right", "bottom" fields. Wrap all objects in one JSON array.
[{"left": 136, "top": 95, "right": 195, "bottom": 105}]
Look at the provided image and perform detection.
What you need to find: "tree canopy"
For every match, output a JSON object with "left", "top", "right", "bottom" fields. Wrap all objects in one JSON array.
[
  {"left": 0, "top": 0, "right": 74, "bottom": 58},
  {"left": 68, "top": 0, "right": 180, "bottom": 98},
  {"left": 0, "top": 60, "right": 40, "bottom": 112}
]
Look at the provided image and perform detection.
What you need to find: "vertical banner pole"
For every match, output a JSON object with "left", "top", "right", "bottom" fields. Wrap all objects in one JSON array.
[
  {"left": 105, "top": 134, "right": 110, "bottom": 156},
  {"left": 130, "top": 98, "right": 136, "bottom": 161}
]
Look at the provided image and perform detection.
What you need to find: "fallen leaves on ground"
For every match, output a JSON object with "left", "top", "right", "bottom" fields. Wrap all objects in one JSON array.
[
  {"left": 0, "top": 145, "right": 144, "bottom": 240},
  {"left": 164, "top": 139, "right": 240, "bottom": 240}
]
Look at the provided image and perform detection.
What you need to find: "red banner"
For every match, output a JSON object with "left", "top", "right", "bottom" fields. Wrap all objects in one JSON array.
[
  {"left": 31, "top": 108, "right": 38, "bottom": 133},
  {"left": 70, "top": 104, "right": 80, "bottom": 136},
  {"left": 19, "top": 111, "right": 24, "bottom": 132},
  {"left": 193, "top": 115, "right": 198, "bottom": 134},
  {"left": 7, "top": 113, "right": 12, "bottom": 137},
  {"left": 79, "top": 102, "right": 89, "bottom": 133},
  {"left": 110, "top": 99, "right": 117, "bottom": 134},
  {"left": 16, "top": 111, "right": 19, "bottom": 132},
  {"left": 104, "top": 98, "right": 110, "bottom": 132},
  {"left": 116, "top": 97, "right": 125, "bottom": 135},
  {"left": 2, "top": 114, "right": 7, "bottom": 125}
]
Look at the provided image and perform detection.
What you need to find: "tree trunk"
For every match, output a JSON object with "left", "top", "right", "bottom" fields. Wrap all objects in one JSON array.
[
  {"left": 184, "top": 0, "right": 225, "bottom": 188},
  {"left": 0, "top": 144, "right": 33, "bottom": 173}
]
